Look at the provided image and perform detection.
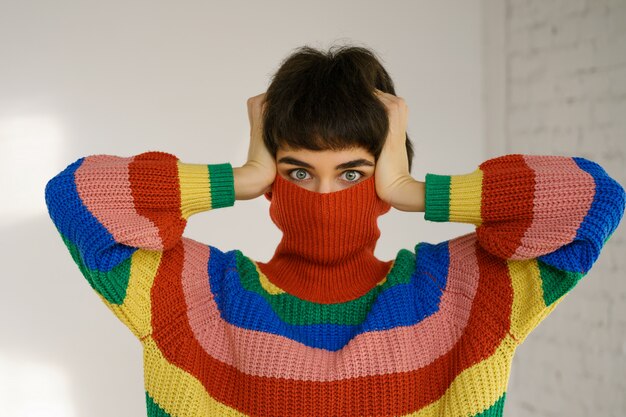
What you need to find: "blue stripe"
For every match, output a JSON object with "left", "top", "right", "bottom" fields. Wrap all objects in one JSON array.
[
  {"left": 45, "top": 157, "right": 137, "bottom": 272},
  {"left": 539, "top": 157, "right": 625, "bottom": 273},
  {"left": 207, "top": 241, "right": 449, "bottom": 351}
]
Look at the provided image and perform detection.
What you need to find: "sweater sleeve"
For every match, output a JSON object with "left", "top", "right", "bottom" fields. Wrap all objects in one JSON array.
[
  {"left": 44, "top": 151, "right": 235, "bottom": 339},
  {"left": 424, "top": 154, "right": 625, "bottom": 342}
]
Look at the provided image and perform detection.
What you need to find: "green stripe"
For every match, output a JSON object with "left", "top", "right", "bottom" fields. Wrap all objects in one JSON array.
[
  {"left": 234, "top": 247, "right": 417, "bottom": 326},
  {"left": 424, "top": 173, "right": 451, "bottom": 222},
  {"left": 208, "top": 163, "right": 235, "bottom": 209},
  {"left": 61, "top": 234, "right": 131, "bottom": 305},
  {"left": 538, "top": 231, "right": 612, "bottom": 307},
  {"left": 146, "top": 392, "right": 172, "bottom": 417},
  {"left": 538, "top": 259, "right": 584, "bottom": 306},
  {"left": 472, "top": 393, "right": 506, "bottom": 416}
]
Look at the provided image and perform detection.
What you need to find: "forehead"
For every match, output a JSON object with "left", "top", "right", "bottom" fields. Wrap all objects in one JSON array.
[{"left": 276, "top": 146, "right": 374, "bottom": 161}]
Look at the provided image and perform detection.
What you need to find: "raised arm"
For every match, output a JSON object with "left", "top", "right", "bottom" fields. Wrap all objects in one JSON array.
[
  {"left": 371, "top": 89, "right": 625, "bottom": 265},
  {"left": 424, "top": 154, "right": 624, "bottom": 266},
  {"left": 45, "top": 152, "right": 235, "bottom": 268},
  {"left": 372, "top": 89, "right": 626, "bottom": 340},
  {"left": 424, "top": 154, "right": 625, "bottom": 342},
  {"left": 44, "top": 151, "right": 235, "bottom": 338},
  {"left": 44, "top": 94, "right": 275, "bottom": 339}
]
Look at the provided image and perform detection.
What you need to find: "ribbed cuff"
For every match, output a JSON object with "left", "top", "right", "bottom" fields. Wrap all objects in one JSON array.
[
  {"left": 207, "top": 163, "right": 235, "bottom": 209},
  {"left": 177, "top": 162, "right": 235, "bottom": 218},
  {"left": 424, "top": 168, "right": 483, "bottom": 225},
  {"left": 424, "top": 173, "right": 451, "bottom": 222}
]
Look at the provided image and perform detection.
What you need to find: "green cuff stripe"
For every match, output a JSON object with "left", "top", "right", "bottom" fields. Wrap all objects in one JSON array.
[
  {"left": 208, "top": 163, "right": 235, "bottom": 209},
  {"left": 424, "top": 173, "right": 451, "bottom": 222}
]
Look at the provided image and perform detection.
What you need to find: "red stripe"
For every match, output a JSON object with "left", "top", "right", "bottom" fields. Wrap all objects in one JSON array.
[
  {"left": 151, "top": 241, "right": 513, "bottom": 416},
  {"left": 477, "top": 154, "right": 535, "bottom": 259},
  {"left": 129, "top": 152, "right": 185, "bottom": 249}
]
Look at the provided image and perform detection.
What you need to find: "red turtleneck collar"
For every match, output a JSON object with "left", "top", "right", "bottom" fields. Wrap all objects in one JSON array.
[{"left": 256, "top": 173, "right": 393, "bottom": 304}]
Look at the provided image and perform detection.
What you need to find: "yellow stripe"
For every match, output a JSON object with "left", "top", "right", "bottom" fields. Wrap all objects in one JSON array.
[
  {"left": 177, "top": 161, "right": 212, "bottom": 219},
  {"left": 255, "top": 262, "right": 286, "bottom": 295},
  {"left": 143, "top": 337, "right": 247, "bottom": 417},
  {"left": 449, "top": 168, "right": 483, "bottom": 225},
  {"left": 101, "top": 249, "right": 162, "bottom": 339},
  {"left": 401, "top": 334, "right": 515, "bottom": 417},
  {"left": 507, "top": 258, "right": 558, "bottom": 344}
]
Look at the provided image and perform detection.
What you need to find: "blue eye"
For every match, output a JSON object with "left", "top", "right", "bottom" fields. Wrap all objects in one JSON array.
[
  {"left": 287, "top": 169, "right": 364, "bottom": 182},
  {"left": 289, "top": 169, "right": 310, "bottom": 181},
  {"left": 342, "top": 170, "right": 363, "bottom": 182}
]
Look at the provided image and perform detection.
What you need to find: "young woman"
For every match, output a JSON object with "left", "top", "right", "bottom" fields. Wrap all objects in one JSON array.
[{"left": 45, "top": 45, "right": 625, "bottom": 417}]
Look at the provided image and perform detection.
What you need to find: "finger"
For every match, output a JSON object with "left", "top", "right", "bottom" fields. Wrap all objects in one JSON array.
[
  {"left": 374, "top": 91, "right": 389, "bottom": 103},
  {"left": 374, "top": 89, "right": 397, "bottom": 99},
  {"left": 373, "top": 88, "right": 385, "bottom": 96}
]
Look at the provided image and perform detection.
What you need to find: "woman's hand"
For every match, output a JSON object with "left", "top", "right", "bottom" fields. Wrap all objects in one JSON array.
[
  {"left": 373, "top": 89, "right": 424, "bottom": 212},
  {"left": 234, "top": 92, "right": 277, "bottom": 200}
]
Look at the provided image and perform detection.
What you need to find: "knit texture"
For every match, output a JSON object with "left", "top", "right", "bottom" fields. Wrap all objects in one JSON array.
[
  {"left": 44, "top": 151, "right": 626, "bottom": 417},
  {"left": 257, "top": 173, "right": 393, "bottom": 303}
]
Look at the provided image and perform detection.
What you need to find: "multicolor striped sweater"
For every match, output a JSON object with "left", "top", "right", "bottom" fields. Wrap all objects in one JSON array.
[{"left": 44, "top": 151, "right": 625, "bottom": 417}]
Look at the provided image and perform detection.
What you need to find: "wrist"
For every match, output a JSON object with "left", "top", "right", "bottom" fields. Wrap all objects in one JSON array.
[
  {"left": 389, "top": 176, "right": 425, "bottom": 212},
  {"left": 234, "top": 164, "right": 274, "bottom": 200}
]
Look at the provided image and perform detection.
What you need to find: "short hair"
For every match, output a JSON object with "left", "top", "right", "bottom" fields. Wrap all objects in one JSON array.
[{"left": 263, "top": 43, "right": 415, "bottom": 172}]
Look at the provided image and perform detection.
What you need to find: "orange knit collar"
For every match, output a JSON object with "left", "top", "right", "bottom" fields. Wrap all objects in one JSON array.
[{"left": 256, "top": 173, "right": 393, "bottom": 304}]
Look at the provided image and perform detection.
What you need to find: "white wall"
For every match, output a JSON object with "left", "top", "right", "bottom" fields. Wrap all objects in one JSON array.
[
  {"left": 487, "top": 0, "right": 626, "bottom": 415},
  {"left": 0, "top": 1, "right": 483, "bottom": 415}
]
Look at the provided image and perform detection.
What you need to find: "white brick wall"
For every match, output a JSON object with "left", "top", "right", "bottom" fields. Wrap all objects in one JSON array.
[{"left": 500, "top": 0, "right": 626, "bottom": 416}]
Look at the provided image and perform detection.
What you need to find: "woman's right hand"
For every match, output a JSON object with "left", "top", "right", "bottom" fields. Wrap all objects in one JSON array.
[{"left": 234, "top": 92, "right": 276, "bottom": 200}]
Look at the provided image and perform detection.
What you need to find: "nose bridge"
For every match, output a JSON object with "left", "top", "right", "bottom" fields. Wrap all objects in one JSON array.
[{"left": 316, "top": 176, "right": 335, "bottom": 194}]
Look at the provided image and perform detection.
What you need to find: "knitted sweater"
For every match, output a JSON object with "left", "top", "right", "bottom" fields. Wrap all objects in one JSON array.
[{"left": 44, "top": 152, "right": 625, "bottom": 417}]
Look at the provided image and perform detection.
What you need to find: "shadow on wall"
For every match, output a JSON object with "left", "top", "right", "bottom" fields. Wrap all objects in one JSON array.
[{"left": 0, "top": 216, "right": 146, "bottom": 417}]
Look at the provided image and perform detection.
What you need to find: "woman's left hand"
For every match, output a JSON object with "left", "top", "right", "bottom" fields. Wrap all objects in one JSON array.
[{"left": 373, "top": 89, "right": 424, "bottom": 212}]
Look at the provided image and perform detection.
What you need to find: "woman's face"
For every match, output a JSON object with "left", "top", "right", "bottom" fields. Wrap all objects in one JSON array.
[{"left": 276, "top": 145, "right": 376, "bottom": 193}]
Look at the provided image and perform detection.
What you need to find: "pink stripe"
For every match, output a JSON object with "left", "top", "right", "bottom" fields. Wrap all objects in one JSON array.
[
  {"left": 75, "top": 155, "right": 163, "bottom": 250},
  {"left": 512, "top": 156, "right": 595, "bottom": 259},
  {"left": 181, "top": 233, "right": 480, "bottom": 381}
]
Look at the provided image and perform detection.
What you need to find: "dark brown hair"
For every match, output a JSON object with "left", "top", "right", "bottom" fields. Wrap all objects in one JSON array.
[{"left": 263, "top": 44, "right": 414, "bottom": 172}]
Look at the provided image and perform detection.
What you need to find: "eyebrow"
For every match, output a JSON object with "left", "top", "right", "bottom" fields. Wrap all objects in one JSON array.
[{"left": 277, "top": 156, "right": 375, "bottom": 170}]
